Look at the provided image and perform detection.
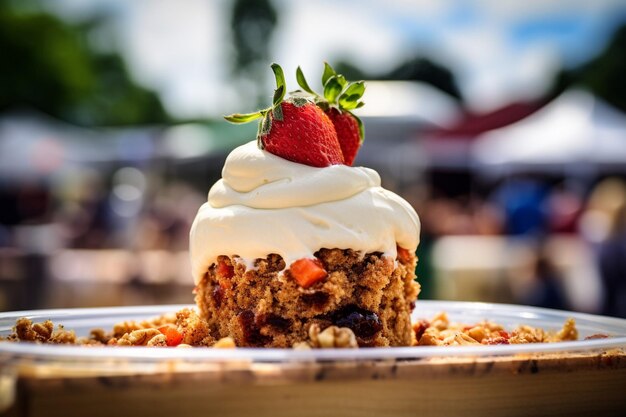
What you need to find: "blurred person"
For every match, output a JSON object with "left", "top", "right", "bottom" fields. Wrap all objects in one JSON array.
[
  {"left": 598, "top": 204, "right": 626, "bottom": 318},
  {"left": 522, "top": 247, "right": 570, "bottom": 311},
  {"left": 470, "top": 196, "right": 504, "bottom": 235},
  {"left": 547, "top": 183, "right": 583, "bottom": 234},
  {"left": 491, "top": 178, "right": 549, "bottom": 236},
  {"left": 579, "top": 178, "right": 626, "bottom": 245},
  {"left": 53, "top": 170, "right": 110, "bottom": 249},
  {"left": 578, "top": 178, "right": 626, "bottom": 317}
]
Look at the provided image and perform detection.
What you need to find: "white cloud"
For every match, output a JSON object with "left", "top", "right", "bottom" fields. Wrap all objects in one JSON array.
[
  {"left": 433, "top": 18, "right": 564, "bottom": 112},
  {"left": 122, "top": 0, "right": 230, "bottom": 118},
  {"left": 272, "top": 1, "right": 406, "bottom": 87},
  {"left": 462, "top": 45, "right": 562, "bottom": 112}
]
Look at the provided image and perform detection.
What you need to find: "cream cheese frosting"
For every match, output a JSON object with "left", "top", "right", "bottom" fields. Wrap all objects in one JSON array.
[{"left": 189, "top": 141, "right": 420, "bottom": 284}]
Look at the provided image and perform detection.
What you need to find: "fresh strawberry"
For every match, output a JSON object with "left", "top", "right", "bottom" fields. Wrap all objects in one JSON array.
[
  {"left": 295, "top": 62, "right": 365, "bottom": 165},
  {"left": 289, "top": 258, "right": 328, "bottom": 288},
  {"left": 261, "top": 101, "right": 343, "bottom": 167},
  {"left": 224, "top": 63, "right": 343, "bottom": 167},
  {"left": 325, "top": 107, "right": 361, "bottom": 165}
]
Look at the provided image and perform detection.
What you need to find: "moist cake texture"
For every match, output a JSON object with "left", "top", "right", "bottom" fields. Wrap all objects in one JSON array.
[{"left": 194, "top": 249, "right": 419, "bottom": 348}]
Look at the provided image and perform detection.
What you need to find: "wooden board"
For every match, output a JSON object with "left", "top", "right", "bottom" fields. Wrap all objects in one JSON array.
[{"left": 2, "top": 350, "right": 625, "bottom": 417}]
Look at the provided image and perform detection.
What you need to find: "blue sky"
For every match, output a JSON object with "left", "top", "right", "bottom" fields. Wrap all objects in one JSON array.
[{"left": 49, "top": 0, "right": 626, "bottom": 118}]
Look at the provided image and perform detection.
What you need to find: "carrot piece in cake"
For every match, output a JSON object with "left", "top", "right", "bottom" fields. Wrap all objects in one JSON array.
[
  {"left": 158, "top": 325, "right": 184, "bottom": 347},
  {"left": 217, "top": 260, "right": 234, "bottom": 279},
  {"left": 397, "top": 246, "right": 412, "bottom": 264},
  {"left": 289, "top": 258, "right": 327, "bottom": 288}
]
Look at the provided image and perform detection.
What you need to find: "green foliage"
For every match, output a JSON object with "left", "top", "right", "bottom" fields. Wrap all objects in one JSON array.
[
  {"left": 382, "top": 57, "right": 463, "bottom": 100},
  {"left": 230, "top": 0, "right": 277, "bottom": 75},
  {"left": 0, "top": 5, "right": 169, "bottom": 126},
  {"left": 332, "top": 61, "right": 369, "bottom": 81},
  {"left": 332, "top": 57, "right": 463, "bottom": 102},
  {"left": 230, "top": 0, "right": 278, "bottom": 107},
  {"left": 551, "top": 24, "right": 626, "bottom": 112}
]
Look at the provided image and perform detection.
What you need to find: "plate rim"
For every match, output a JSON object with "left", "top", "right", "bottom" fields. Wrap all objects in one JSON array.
[{"left": 1, "top": 300, "right": 625, "bottom": 363}]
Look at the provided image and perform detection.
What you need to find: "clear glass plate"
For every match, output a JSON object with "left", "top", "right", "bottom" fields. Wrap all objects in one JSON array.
[{"left": 0, "top": 300, "right": 625, "bottom": 363}]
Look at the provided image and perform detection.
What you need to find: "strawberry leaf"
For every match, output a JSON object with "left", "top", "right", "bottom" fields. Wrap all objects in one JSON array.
[
  {"left": 260, "top": 112, "right": 272, "bottom": 136},
  {"left": 272, "top": 103, "right": 283, "bottom": 121},
  {"left": 256, "top": 119, "right": 265, "bottom": 148},
  {"left": 224, "top": 112, "right": 263, "bottom": 123},
  {"left": 336, "top": 74, "right": 347, "bottom": 88},
  {"left": 271, "top": 63, "right": 286, "bottom": 106},
  {"left": 291, "top": 96, "right": 310, "bottom": 107},
  {"left": 339, "top": 81, "right": 365, "bottom": 104},
  {"left": 314, "top": 97, "right": 330, "bottom": 111},
  {"left": 322, "top": 62, "right": 337, "bottom": 86},
  {"left": 296, "top": 66, "right": 316, "bottom": 95},
  {"left": 273, "top": 85, "right": 285, "bottom": 107},
  {"left": 323, "top": 75, "right": 343, "bottom": 104},
  {"left": 339, "top": 94, "right": 361, "bottom": 110}
]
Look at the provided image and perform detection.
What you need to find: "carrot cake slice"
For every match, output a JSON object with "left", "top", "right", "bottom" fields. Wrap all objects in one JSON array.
[{"left": 189, "top": 63, "right": 420, "bottom": 347}]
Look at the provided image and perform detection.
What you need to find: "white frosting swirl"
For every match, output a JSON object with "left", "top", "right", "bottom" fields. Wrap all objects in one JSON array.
[{"left": 190, "top": 141, "right": 420, "bottom": 284}]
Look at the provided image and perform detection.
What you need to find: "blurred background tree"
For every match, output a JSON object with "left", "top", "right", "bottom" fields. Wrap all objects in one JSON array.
[
  {"left": 381, "top": 57, "right": 463, "bottom": 101},
  {"left": 230, "top": 0, "right": 278, "bottom": 108},
  {"left": 0, "top": 2, "right": 169, "bottom": 126},
  {"left": 335, "top": 56, "right": 463, "bottom": 102},
  {"left": 551, "top": 23, "right": 626, "bottom": 112}
]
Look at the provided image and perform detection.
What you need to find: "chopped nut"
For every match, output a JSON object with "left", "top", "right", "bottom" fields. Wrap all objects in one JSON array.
[
  {"left": 293, "top": 341, "right": 312, "bottom": 350},
  {"left": 443, "top": 332, "right": 480, "bottom": 346},
  {"left": 213, "top": 337, "right": 236, "bottom": 349},
  {"left": 115, "top": 329, "right": 162, "bottom": 346},
  {"left": 554, "top": 318, "right": 578, "bottom": 342},
  {"left": 176, "top": 344, "right": 193, "bottom": 348},
  {"left": 430, "top": 312, "right": 449, "bottom": 331},
  {"left": 309, "top": 324, "right": 358, "bottom": 348},
  {"left": 14, "top": 319, "right": 55, "bottom": 342},
  {"left": 32, "top": 322, "right": 54, "bottom": 341},
  {"left": 112, "top": 314, "right": 176, "bottom": 338},
  {"left": 466, "top": 326, "right": 486, "bottom": 343},
  {"left": 89, "top": 328, "right": 110, "bottom": 344},
  {"left": 147, "top": 334, "right": 167, "bottom": 347},
  {"left": 49, "top": 327, "right": 77, "bottom": 344},
  {"left": 482, "top": 336, "right": 509, "bottom": 345},
  {"left": 510, "top": 325, "right": 546, "bottom": 344},
  {"left": 418, "top": 328, "right": 442, "bottom": 346},
  {"left": 480, "top": 320, "right": 505, "bottom": 333},
  {"left": 113, "top": 321, "right": 143, "bottom": 338}
]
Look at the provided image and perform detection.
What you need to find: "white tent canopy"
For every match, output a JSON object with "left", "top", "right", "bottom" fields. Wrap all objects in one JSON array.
[{"left": 472, "top": 89, "right": 626, "bottom": 173}]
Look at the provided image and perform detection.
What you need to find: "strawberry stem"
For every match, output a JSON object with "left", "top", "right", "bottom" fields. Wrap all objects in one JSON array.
[{"left": 224, "top": 112, "right": 263, "bottom": 123}]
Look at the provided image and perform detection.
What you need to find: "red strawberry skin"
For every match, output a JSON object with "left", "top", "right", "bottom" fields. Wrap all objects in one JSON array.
[
  {"left": 325, "top": 108, "right": 361, "bottom": 166},
  {"left": 262, "top": 102, "right": 344, "bottom": 167}
]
